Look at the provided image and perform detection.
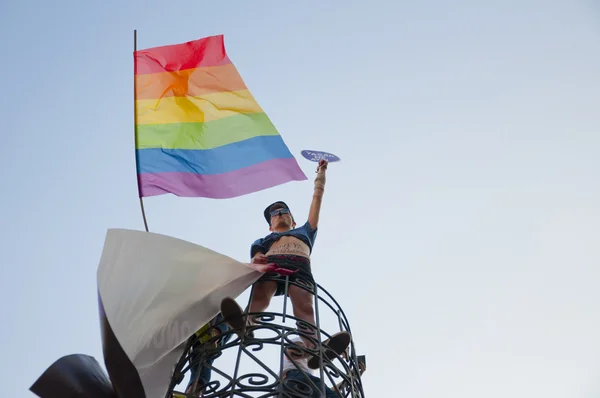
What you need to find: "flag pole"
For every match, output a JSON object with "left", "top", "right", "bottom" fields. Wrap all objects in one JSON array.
[{"left": 134, "top": 29, "right": 150, "bottom": 232}]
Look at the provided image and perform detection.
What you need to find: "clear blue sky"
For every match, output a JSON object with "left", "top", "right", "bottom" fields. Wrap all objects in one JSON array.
[{"left": 1, "top": 0, "right": 600, "bottom": 397}]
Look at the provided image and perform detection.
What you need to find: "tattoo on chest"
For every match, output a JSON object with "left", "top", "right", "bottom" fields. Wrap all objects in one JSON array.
[{"left": 270, "top": 242, "right": 306, "bottom": 255}]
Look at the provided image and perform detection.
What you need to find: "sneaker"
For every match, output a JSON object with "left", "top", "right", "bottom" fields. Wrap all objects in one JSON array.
[
  {"left": 307, "top": 331, "right": 351, "bottom": 369},
  {"left": 220, "top": 297, "right": 254, "bottom": 339}
]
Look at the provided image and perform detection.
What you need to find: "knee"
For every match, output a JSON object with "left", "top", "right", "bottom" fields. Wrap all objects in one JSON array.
[
  {"left": 252, "top": 289, "right": 269, "bottom": 304},
  {"left": 300, "top": 300, "right": 315, "bottom": 316}
]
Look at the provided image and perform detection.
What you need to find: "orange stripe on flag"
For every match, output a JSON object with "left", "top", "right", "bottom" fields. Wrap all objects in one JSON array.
[{"left": 135, "top": 64, "right": 248, "bottom": 100}]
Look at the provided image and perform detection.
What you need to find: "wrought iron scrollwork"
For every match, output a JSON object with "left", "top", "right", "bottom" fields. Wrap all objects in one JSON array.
[{"left": 166, "top": 273, "right": 366, "bottom": 397}]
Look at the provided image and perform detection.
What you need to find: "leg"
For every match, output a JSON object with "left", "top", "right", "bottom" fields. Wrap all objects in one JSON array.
[
  {"left": 186, "top": 321, "right": 222, "bottom": 395},
  {"left": 186, "top": 362, "right": 211, "bottom": 395},
  {"left": 288, "top": 284, "right": 316, "bottom": 328},
  {"left": 288, "top": 286, "right": 351, "bottom": 370},
  {"left": 185, "top": 345, "right": 201, "bottom": 393},
  {"left": 214, "top": 313, "right": 232, "bottom": 346},
  {"left": 288, "top": 284, "right": 320, "bottom": 356},
  {"left": 249, "top": 280, "right": 278, "bottom": 315}
]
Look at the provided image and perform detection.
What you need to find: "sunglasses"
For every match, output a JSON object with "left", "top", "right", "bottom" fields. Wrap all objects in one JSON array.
[{"left": 270, "top": 208, "right": 291, "bottom": 217}]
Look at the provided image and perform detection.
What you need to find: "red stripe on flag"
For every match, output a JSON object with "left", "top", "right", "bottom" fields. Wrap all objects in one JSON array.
[{"left": 134, "top": 35, "right": 231, "bottom": 75}]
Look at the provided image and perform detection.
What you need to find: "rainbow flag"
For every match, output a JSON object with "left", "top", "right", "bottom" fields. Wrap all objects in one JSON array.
[{"left": 134, "top": 35, "right": 307, "bottom": 198}]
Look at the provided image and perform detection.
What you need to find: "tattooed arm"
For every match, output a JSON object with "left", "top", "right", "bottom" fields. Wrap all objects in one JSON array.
[{"left": 308, "top": 159, "right": 327, "bottom": 229}]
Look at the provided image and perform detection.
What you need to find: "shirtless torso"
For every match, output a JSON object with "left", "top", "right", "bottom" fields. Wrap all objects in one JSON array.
[{"left": 266, "top": 236, "right": 311, "bottom": 259}]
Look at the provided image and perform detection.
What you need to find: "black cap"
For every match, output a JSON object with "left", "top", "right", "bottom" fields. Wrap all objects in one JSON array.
[{"left": 264, "top": 201, "right": 291, "bottom": 224}]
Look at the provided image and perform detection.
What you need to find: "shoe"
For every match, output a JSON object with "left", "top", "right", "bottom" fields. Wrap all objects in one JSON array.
[
  {"left": 220, "top": 297, "right": 254, "bottom": 339},
  {"left": 307, "top": 331, "right": 351, "bottom": 369}
]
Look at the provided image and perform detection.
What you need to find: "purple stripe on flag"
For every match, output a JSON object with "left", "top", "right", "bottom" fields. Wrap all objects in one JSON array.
[{"left": 138, "top": 157, "right": 307, "bottom": 198}]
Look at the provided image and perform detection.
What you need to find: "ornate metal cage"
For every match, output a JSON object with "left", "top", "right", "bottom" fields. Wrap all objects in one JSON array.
[{"left": 166, "top": 270, "right": 366, "bottom": 397}]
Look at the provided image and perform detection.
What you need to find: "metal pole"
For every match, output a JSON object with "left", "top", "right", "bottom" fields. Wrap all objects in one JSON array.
[{"left": 133, "top": 29, "right": 149, "bottom": 232}]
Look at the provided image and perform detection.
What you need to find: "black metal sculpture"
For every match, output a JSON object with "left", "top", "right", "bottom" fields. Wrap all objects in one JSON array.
[{"left": 168, "top": 272, "right": 366, "bottom": 398}]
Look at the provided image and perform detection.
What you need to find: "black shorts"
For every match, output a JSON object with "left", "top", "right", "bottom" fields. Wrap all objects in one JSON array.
[{"left": 258, "top": 254, "right": 315, "bottom": 296}]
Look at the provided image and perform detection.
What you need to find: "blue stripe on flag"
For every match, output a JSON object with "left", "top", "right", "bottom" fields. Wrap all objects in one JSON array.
[{"left": 136, "top": 135, "right": 295, "bottom": 175}]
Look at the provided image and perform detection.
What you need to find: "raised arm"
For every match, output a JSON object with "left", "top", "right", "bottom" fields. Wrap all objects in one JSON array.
[{"left": 308, "top": 159, "right": 328, "bottom": 229}]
